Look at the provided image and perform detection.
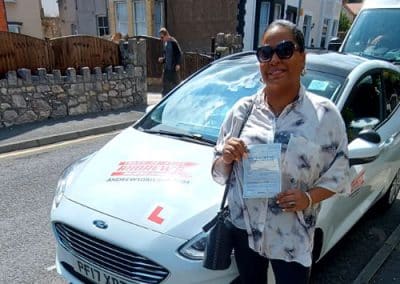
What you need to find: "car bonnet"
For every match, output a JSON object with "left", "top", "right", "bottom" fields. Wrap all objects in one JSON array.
[{"left": 63, "top": 127, "right": 223, "bottom": 239}]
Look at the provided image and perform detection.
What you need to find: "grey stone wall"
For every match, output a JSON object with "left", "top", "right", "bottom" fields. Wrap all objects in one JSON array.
[
  {"left": 215, "top": 33, "right": 243, "bottom": 59},
  {"left": 0, "top": 39, "right": 147, "bottom": 128}
]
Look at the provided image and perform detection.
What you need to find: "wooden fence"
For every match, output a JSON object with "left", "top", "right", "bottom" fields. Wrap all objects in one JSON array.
[
  {"left": 181, "top": 52, "right": 213, "bottom": 80},
  {"left": 0, "top": 32, "right": 119, "bottom": 75},
  {"left": 0, "top": 32, "right": 51, "bottom": 75},
  {"left": 50, "top": 35, "right": 119, "bottom": 71},
  {"left": 0, "top": 31, "right": 212, "bottom": 82}
]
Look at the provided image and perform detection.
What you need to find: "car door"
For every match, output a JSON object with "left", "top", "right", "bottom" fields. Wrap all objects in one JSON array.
[
  {"left": 378, "top": 69, "right": 400, "bottom": 193},
  {"left": 318, "top": 70, "right": 388, "bottom": 254}
]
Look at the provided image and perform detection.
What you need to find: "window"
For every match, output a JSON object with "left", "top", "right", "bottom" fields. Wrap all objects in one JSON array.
[
  {"left": 97, "top": 16, "right": 109, "bottom": 36},
  {"left": 331, "top": 20, "right": 338, "bottom": 37},
  {"left": 382, "top": 70, "right": 400, "bottom": 117},
  {"left": 303, "top": 15, "right": 312, "bottom": 47},
  {"left": 320, "top": 19, "right": 329, "bottom": 48},
  {"left": 133, "top": 0, "right": 147, "bottom": 35},
  {"left": 115, "top": 2, "right": 128, "bottom": 35},
  {"left": 342, "top": 73, "right": 383, "bottom": 141},
  {"left": 154, "top": 0, "right": 164, "bottom": 36},
  {"left": 274, "top": 4, "right": 281, "bottom": 20},
  {"left": 7, "top": 23, "right": 22, "bottom": 33},
  {"left": 258, "top": 2, "right": 270, "bottom": 46}
]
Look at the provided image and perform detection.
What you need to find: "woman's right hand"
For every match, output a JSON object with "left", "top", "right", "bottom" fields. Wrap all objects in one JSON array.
[{"left": 222, "top": 138, "right": 248, "bottom": 165}]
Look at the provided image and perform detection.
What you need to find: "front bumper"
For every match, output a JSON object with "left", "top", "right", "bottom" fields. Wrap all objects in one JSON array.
[{"left": 51, "top": 197, "right": 237, "bottom": 284}]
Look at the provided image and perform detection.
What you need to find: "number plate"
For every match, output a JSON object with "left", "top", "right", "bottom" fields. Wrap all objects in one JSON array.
[{"left": 73, "top": 258, "right": 135, "bottom": 284}]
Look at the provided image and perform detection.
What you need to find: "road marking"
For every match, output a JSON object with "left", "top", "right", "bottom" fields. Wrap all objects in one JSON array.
[
  {"left": 46, "top": 265, "right": 56, "bottom": 272},
  {"left": 353, "top": 223, "right": 400, "bottom": 284},
  {"left": 0, "top": 132, "right": 118, "bottom": 159}
]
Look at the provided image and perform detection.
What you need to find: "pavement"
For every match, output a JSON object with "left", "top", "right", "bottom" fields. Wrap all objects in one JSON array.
[
  {"left": 0, "top": 92, "right": 162, "bottom": 154},
  {"left": 1, "top": 90, "right": 400, "bottom": 283}
]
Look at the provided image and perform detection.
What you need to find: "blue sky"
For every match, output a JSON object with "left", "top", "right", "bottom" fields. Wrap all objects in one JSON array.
[{"left": 41, "top": 0, "right": 59, "bottom": 17}]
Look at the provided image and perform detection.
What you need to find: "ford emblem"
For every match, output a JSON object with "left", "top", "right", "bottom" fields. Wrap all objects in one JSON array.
[{"left": 93, "top": 220, "right": 108, "bottom": 229}]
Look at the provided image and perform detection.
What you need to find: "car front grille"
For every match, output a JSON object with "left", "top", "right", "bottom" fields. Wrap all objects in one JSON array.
[{"left": 54, "top": 222, "right": 169, "bottom": 284}]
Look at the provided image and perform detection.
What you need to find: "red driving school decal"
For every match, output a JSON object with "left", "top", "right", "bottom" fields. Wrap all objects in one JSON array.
[
  {"left": 350, "top": 169, "right": 365, "bottom": 195},
  {"left": 107, "top": 161, "right": 197, "bottom": 184}
]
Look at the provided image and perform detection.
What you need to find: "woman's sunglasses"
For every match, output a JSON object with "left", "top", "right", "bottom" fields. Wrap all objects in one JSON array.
[{"left": 256, "top": 41, "right": 299, "bottom": 63}]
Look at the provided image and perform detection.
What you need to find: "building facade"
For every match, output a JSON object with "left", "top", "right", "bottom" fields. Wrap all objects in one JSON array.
[
  {"left": 4, "top": 0, "right": 44, "bottom": 38},
  {"left": 166, "top": 0, "right": 237, "bottom": 52},
  {"left": 58, "top": 0, "right": 109, "bottom": 37},
  {"left": 108, "top": 0, "right": 164, "bottom": 37},
  {"left": 242, "top": 0, "right": 342, "bottom": 50}
]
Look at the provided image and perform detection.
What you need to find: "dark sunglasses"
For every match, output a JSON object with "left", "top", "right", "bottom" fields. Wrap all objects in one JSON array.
[{"left": 256, "top": 41, "right": 299, "bottom": 63}]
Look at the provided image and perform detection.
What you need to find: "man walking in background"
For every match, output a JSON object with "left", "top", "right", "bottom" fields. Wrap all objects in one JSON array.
[{"left": 158, "top": 28, "right": 182, "bottom": 96}]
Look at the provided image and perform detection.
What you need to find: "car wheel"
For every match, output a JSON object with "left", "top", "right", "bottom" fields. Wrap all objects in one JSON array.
[{"left": 376, "top": 169, "right": 400, "bottom": 211}]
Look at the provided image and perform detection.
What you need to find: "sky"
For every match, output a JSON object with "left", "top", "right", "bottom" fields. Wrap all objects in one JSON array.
[{"left": 41, "top": 0, "right": 59, "bottom": 17}]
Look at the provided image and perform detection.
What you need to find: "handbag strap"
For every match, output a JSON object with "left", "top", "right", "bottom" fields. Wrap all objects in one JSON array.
[{"left": 219, "top": 96, "right": 255, "bottom": 211}]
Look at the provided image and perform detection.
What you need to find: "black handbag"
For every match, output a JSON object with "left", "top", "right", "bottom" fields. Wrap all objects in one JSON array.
[{"left": 202, "top": 98, "right": 254, "bottom": 270}]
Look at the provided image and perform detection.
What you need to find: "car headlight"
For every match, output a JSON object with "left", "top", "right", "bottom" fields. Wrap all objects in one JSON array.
[
  {"left": 178, "top": 231, "right": 208, "bottom": 260},
  {"left": 53, "top": 153, "right": 94, "bottom": 208}
]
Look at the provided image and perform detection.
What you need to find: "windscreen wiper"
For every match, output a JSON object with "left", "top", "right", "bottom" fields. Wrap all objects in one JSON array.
[{"left": 142, "top": 129, "right": 215, "bottom": 145}]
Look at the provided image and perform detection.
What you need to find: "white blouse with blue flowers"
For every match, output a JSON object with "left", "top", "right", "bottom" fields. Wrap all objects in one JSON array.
[{"left": 212, "top": 85, "right": 351, "bottom": 267}]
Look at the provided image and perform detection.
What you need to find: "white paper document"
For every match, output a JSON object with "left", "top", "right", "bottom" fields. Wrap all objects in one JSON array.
[{"left": 242, "top": 143, "right": 282, "bottom": 198}]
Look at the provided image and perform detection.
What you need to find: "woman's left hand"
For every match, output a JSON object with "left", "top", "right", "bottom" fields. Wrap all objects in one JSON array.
[{"left": 276, "top": 189, "right": 310, "bottom": 212}]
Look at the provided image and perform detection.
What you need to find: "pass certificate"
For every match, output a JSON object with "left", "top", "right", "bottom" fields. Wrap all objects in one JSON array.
[{"left": 242, "top": 143, "right": 282, "bottom": 198}]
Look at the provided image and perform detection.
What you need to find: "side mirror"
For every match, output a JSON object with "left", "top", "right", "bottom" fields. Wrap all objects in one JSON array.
[
  {"left": 328, "top": 37, "right": 342, "bottom": 51},
  {"left": 348, "top": 129, "right": 381, "bottom": 166},
  {"left": 348, "top": 117, "right": 380, "bottom": 141}
]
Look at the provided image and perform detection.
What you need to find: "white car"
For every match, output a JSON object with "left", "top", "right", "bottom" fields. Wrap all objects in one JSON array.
[{"left": 51, "top": 52, "right": 400, "bottom": 284}]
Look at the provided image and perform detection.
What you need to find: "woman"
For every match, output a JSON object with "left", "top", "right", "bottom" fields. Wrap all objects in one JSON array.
[{"left": 212, "top": 20, "right": 350, "bottom": 284}]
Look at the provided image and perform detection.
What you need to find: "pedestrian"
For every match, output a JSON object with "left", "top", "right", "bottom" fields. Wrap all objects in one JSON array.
[
  {"left": 158, "top": 27, "right": 182, "bottom": 96},
  {"left": 211, "top": 20, "right": 350, "bottom": 284}
]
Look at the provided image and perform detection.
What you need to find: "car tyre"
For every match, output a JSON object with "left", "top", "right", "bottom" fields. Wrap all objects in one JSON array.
[{"left": 376, "top": 169, "right": 400, "bottom": 211}]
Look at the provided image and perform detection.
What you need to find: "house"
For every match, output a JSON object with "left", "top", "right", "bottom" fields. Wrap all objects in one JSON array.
[
  {"left": 342, "top": 2, "right": 362, "bottom": 22},
  {"left": 165, "top": 0, "right": 237, "bottom": 52},
  {"left": 0, "top": 0, "right": 7, "bottom": 31},
  {"left": 4, "top": 0, "right": 44, "bottom": 38},
  {"left": 108, "top": 0, "right": 165, "bottom": 38},
  {"left": 242, "top": 0, "right": 342, "bottom": 50},
  {"left": 58, "top": 0, "right": 109, "bottom": 37}
]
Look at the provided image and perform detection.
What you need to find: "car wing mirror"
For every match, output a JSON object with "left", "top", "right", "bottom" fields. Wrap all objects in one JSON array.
[
  {"left": 328, "top": 37, "right": 342, "bottom": 51},
  {"left": 348, "top": 129, "right": 382, "bottom": 166},
  {"left": 348, "top": 117, "right": 380, "bottom": 141}
]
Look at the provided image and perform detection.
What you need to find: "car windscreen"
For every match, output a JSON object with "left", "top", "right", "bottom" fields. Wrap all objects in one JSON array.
[
  {"left": 136, "top": 59, "right": 263, "bottom": 142},
  {"left": 301, "top": 69, "right": 343, "bottom": 100},
  {"left": 136, "top": 57, "right": 344, "bottom": 143},
  {"left": 341, "top": 9, "right": 400, "bottom": 63}
]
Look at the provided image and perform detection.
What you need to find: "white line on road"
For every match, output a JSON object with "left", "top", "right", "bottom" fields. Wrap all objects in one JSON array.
[
  {"left": 0, "top": 132, "right": 118, "bottom": 159},
  {"left": 46, "top": 265, "right": 56, "bottom": 272}
]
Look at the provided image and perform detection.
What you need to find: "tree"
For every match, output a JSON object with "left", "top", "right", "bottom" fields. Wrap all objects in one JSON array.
[{"left": 339, "top": 11, "right": 351, "bottom": 32}]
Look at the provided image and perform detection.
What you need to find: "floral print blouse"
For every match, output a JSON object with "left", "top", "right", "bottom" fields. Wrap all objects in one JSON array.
[{"left": 212, "top": 86, "right": 351, "bottom": 267}]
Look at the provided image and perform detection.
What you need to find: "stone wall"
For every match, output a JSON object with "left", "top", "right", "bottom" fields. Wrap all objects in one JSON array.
[
  {"left": 214, "top": 33, "right": 244, "bottom": 59},
  {"left": 0, "top": 39, "right": 147, "bottom": 128}
]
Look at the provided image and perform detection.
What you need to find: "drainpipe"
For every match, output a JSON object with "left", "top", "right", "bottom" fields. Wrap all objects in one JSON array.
[{"left": 296, "top": 0, "right": 302, "bottom": 26}]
